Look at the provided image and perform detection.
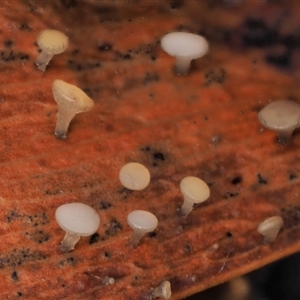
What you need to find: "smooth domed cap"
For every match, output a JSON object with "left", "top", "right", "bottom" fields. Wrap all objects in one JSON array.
[
  {"left": 127, "top": 210, "right": 158, "bottom": 233},
  {"left": 119, "top": 162, "right": 150, "bottom": 190},
  {"left": 55, "top": 203, "right": 100, "bottom": 236},
  {"left": 180, "top": 176, "right": 210, "bottom": 203},
  {"left": 257, "top": 216, "right": 284, "bottom": 235},
  {"left": 52, "top": 80, "right": 94, "bottom": 111},
  {"left": 161, "top": 32, "right": 209, "bottom": 58},
  {"left": 259, "top": 100, "right": 300, "bottom": 131},
  {"left": 37, "top": 29, "right": 68, "bottom": 54}
]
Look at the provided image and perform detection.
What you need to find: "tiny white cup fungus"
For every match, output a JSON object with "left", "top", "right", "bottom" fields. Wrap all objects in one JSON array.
[
  {"left": 119, "top": 162, "right": 150, "bottom": 191},
  {"left": 102, "top": 276, "right": 115, "bottom": 285},
  {"left": 161, "top": 32, "right": 209, "bottom": 75},
  {"left": 55, "top": 202, "right": 100, "bottom": 251},
  {"left": 258, "top": 100, "right": 300, "bottom": 144},
  {"left": 127, "top": 210, "right": 158, "bottom": 246},
  {"left": 36, "top": 29, "right": 68, "bottom": 72},
  {"left": 52, "top": 79, "right": 94, "bottom": 139},
  {"left": 151, "top": 281, "right": 171, "bottom": 299},
  {"left": 257, "top": 216, "right": 284, "bottom": 244},
  {"left": 180, "top": 176, "right": 210, "bottom": 217}
]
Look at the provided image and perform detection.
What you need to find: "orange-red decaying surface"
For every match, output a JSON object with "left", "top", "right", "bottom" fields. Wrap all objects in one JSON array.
[{"left": 1, "top": 1, "right": 300, "bottom": 299}]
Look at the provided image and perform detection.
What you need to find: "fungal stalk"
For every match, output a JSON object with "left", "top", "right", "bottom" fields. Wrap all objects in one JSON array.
[
  {"left": 161, "top": 32, "right": 209, "bottom": 75},
  {"left": 258, "top": 100, "right": 300, "bottom": 144},
  {"left": 119, "top": 162, "right": 150, "bottom": 191},
  {"left": 36, "top": 29, "right": 68, "bottom": 71},
  {"left": 127, "top": 210, "right": 158, "bottom": 246},
  {"left": 151, "top": 281, "right": 171, "bottom": 299},
  {"left": 257, "top": 216, "right": 283, "bottom": 244},
  {"left": 55, "top": 203, "right": 100, "bottom": 251},
  {"left": 180, "top": 176, "right": 210, "bottom": 217},
  {"left": 52, "top": 79, "right": 94, "bottom": 139}
]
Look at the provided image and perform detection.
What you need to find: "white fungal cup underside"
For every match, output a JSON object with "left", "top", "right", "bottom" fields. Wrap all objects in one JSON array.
[
  {"left": 161, "top": 32, "right": 209, "bottom": 58},
  {"left": 52, "top": 80, "right": 94, "bottom": 111},
  {"left": 127, "top": 210, "right": 158, "bottom": 232},
  {"left": 38, "top": 29, "right": 68, "bottom": 54},
  {"left": 180, "top": 176, "right": 210, "bottom": 203},
  {"left": 55, "top": 203, "right": 100, "bottom": 236},
  {"left": 259, "top": 100, "right": 300, "bottom": 131},
  {"left": 119, "top": 162, "right": 150, "bottom": 190}
]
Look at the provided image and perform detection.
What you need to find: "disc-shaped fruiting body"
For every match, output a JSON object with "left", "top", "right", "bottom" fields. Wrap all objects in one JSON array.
[
  {"left": 161, "top": 32, "right": 209, "bottom": 75},
  {"left": 36, "top": 29, "right": 68, "bottom": 71}
]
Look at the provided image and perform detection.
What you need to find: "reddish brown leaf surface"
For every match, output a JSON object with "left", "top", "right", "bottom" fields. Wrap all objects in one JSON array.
[{"left": 1, "top": 1, "right": 300, "bottom": 299}]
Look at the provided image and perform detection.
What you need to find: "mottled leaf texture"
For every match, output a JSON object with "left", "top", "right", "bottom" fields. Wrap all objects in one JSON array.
[{"left": 0, "top": 1, "right": 300, "bottom": 299}]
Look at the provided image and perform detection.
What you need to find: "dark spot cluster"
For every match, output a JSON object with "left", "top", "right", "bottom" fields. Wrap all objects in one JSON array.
[
  {"left": 204, "top": 69, "right": 226, "bottom": 86},
  {"left": 4, "top": 40, "right": 13, "bottom": 48},
  {"left": 125, "top": 43, "right": 157, "bottom": 61},
  {"left": 27, "top": 212, "right": 49, "bottom": 227},
  {"left": 0, "top": 51, "right": 29, "bottom": 62},
  {"left": 11, "top": 271, "right": 18, "bottom": 281},
  {"left": 60, "top": 0, "right": 77, "bottom": 8},
  {"left": 58, "top": 256, "right": 76, "bottom": 268},
  {"left": 240, "top": 17, "right": 300, "bottom": 69},
  {"left": 0, "top": 248, "right": 46, "bottom": 268},
  {"left": 99, "top": 200, "right": 112, "bottom": 210},
  {"left": 96, "top": 6, "right": 119, "bottom": 23},
  {"left": 67, "top": 59, "right": 101, "bottom": 72},
  {"left": 6, "top": 211, "right": 23, "bottom": 223},
  {"left": 226, "top": 232, "right": 233, "bottom": 238},
  {"left": 115, "top": 51, "right": 132, "bottom": 61},
  {"left": 257, "top": 173, "right": 268, "bottom": 185},
  {"left": 19, "top": 22, "right": 31, "bottom": 31},
  {"left": 142, "top": 72, "right": 160, "bottom": 85},
  {"left": 266, "top": 48, "right": 291, "bottom": 69},
  {"left": 25, "top": 230, "right": 50, "bottom": 244},
  {"left": 141, "top": 146, "right": 166, "bottom": 167},
  {"left": 105, "top": 219, "right": 123, "bottom": 236},
  {"left": 242, "top": 19, "right": 277, "bottom": 48},
  {"left": 289, "top": 173, "right": 298, "bottom": 181},
  {"left": 224, "top": 191, "right": 239, "bottom": 199},
  {"left": 98, "top": 42, "right": 113, "bottom": 52},
  {"left": 89, "top": 232, "right": 101, "bottom": 244},
  {"left": 153, "top": 151, "right": 166, "bottom": 167},
  {"left": 118, "top": 187, "right": 132, "bottom": 200},
  {"left": 148, "top": 232, "right": 156, "bottom": 238},
  {"left": 170, "top": 0, "right": 184, "bottom": 9},
  {"left": 231, "top": 175, "right": 243, "bottom": 185}
]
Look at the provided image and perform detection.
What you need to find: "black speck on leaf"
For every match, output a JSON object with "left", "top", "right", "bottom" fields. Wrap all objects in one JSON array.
[
  {"left": 89, "top": 232, "right": 100, "bottom": 244},
  {"left": 257, "top": 173, "right": 267, "bottom": 184}
]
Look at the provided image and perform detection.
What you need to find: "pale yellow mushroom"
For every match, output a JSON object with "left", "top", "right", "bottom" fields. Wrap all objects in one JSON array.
[
  {"left": 161, "top": 32, "right": 209, "bottom": 75},
  {"left": 127, "top": 210, "right": 158, "bottom": 246},
  {"left": 151, "top": 281, "right": 171, "bottom": 299},
  {"left": 257, "top": 216, "right": 284, "bottom": 243},
  {"left": 55, "top": 203, "right": 100, "bottom": 252},
  {"left": 36, "top": 29, "right": 68, "bottom": 71},
  {"left": 258, "top": 100, "right": 300, "bottom": 144},
  {"left": 119, "top": 162, "right": 150, "bottom": 191},
  {"left": 52, "top": 79, "right": 94, "bottom": 139},
  {"left": 180, "top": 176, "right": 210, "bottom": 217}
]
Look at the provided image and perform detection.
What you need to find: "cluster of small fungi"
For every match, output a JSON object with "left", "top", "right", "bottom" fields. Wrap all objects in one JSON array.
[{"left": 34, "top": 29, "right": 286, "bottom": 299}]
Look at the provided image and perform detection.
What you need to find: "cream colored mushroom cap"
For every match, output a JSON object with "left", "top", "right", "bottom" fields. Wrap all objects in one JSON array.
[
  {"left": 37, "top": 29, "right": 68, "bottom": 54},
  {"left": 180, "top": 176, "right": 210, "bottom": 204},
  {"left": 259, "top": 100, "right": 300, "bottom": 131},
  {"left": 257, "top": 216, "right": 284, "bottom": 235},
  {"left": 161, "top": 32, "right": 209, "bottom": 58},
  {"left": 119, "top": 162, "right": 150, "bottom": 190},
  {"left": 52, "top": 79, "right": 94, "bottom": 112},
  {"left": 55, "top": 203, "right": 100, "bottom": 236},
  {"left": 127, "top": 210, "right": 158, "bottom": 233}
]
